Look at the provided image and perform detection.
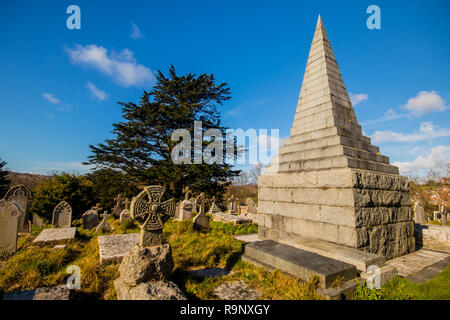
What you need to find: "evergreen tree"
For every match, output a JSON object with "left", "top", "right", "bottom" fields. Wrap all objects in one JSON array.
[
  {"left": 0, "top": 158, "right": 10, "bottom": 197},
  {"left": 84, "top": 66, "right": 239, "bottom": 200}
]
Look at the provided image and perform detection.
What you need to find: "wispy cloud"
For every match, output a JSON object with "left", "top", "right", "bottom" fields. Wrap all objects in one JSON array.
[
  {"left": 393, "top": 146, "right": 450, "bottom": 174},
  {"left": 42, "top": 93, "right": 61, "bottom": 104},
  {"left": 350, "top": 93, "right": 368, "bottom": 106},
  {"left": 403, "top": 90, "right": 447, "bottom": 116},
  {"left": 130, "top": 22, "right": 143, "bottom": 39},
  {"left": 66, "top": 44, "right": 154, "bottom": 87},
  {"left": 226, "top": 98, "right": 271, "bottom": 116},
  {"left": 371, "top": 121, "right": 450, "bottom": 143},
  {"left": 28, "top": 161, "right": 94, "bottom": 174},
  {"left": 362, "top": 90, "right": 448, "bottom": 126},
  {"left": 86, "top": 82, "right": 108, "bottom": 101}
]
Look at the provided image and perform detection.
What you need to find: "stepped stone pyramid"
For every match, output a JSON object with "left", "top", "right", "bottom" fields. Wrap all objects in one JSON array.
[{"left": 259, "top": 16, "right": 415, "bottom": 259}]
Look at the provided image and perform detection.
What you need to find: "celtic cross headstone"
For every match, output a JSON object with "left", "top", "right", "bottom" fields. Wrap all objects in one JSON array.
[{"left": 130, "top": 185, "right": 176, "bottom": 247}]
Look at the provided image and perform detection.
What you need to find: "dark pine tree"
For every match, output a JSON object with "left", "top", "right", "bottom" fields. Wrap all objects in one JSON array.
[
  {"left": 0, "top": 158, "right": 11, "bottom": 197},
  {"left": 84, "top": 66, "right": 240, "bottom": 200}
]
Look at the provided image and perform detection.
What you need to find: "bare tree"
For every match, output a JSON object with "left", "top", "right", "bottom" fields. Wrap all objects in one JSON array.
[
  {"left": 233, "top": 171, "right": 250, "bottom": 186},
  {"left": 249, "top": 162, "right": 263, "bottom": 184}
]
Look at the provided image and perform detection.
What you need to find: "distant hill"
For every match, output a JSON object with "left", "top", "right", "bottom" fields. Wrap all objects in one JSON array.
[{"left": 6, "top": 172, "right": 51, "bottom": 192}]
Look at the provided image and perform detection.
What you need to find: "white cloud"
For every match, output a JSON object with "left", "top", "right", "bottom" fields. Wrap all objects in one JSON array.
[
  {"left": 403, "top": 90, "right": 447, "bottom": 116},
  {"left": 86, "top": 82, "right": 108, "bottom": 101},
  {"left": 371, "top": 121, "right": 450, "bottom": 143},
  {"left": 42, "top": 93, "right": 61, "bottom": 104},
  {"left": 66, "top": 44, "right": 154, "bottom": 87},
  {"left": 393, "top": 146, "right": 450, "bottom": 174},
  {"left": 350, "top": 93, "right": 368, "bottom": 106},
  {"left": 226, "top": 99, "right": 271, "bottom": 116},
  {"left": 130, "top": 22, "right": 143, "bottom": 39},
  {"left": 28, "top": 161, "right": 94, "bottom": 174}
]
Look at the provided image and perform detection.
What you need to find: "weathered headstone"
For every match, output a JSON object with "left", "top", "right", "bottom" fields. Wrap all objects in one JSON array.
[
  {"left": 256, "top": 16, "right": 415, "bottom": 260},
  {"left": 441, "top": 203, "right": 447, "bottom": 225},
  {"left": 227, "top": 195, "right": 237, "bottom": 214},
  {"left": 52, "top": 201, "right": 72, "bottom": 228},
  {"left": 119, "top": 198, "right": 132, "bottom": 224},
  {"left": 95, "top": 211, "right": 112, "bottom": 233},
  {"left": 130, "top": 185, "right": 176, "bottom": 246},
  {"left": 4, "top": 185, "right": 32, "bottom": 233},
  {"left": 0, "top": 199, "right": 22, "bottom": 254},
  {"left": 246, "top": 198, "right": 257, "bottom": 215},
  {"left": 193, "top": 193, "right": 210, "bottom": 232},
  {"left": 92, "top": 203, "right": 103, "bottom": 213},
  {"left": 113, "top": 194, "right": 125, "bottom": 217},
  {"left": 413, "top": 201, "right": 426, "bottom": 224},
  {"left": 208, "top": 196, "right": 221, "bottom": 214},
  {"left": 32, "top": 213, "right": 45, "bottom": 227},
  {"left": 33, "top": 227, "right": 76, "bottom": 245},
  {"left": 115, "top": 185, "right": 184, "bottom": 300},
  {"left": 82, "top": 209, "right": 99, "bottom": 230}
]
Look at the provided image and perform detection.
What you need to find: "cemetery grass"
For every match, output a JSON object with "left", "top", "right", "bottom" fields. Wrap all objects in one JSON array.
[
  {"left": 354, "top": 267, "right": 450, "bottom": 300},
  {"left": 0, "top": 217, "right": 323, "bottom": 300}
]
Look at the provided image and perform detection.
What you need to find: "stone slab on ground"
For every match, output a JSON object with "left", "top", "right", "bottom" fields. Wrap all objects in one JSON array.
[
  {"left": 213, "top": 280, "right": 261, "bottom": 300},
  {"left": 3, "top": 285, "right": 71, "bottom": 300},
  {"left": 33, "top": 227, "right": 76, "bottom": 245},
  {"left": 319, "top": 278, "right": 360, "bottom": 300},
  {"left": 189, "top": 268, "right": 231, "bottom": 278},
  {"left": 385, "top": 248, "right": 449, "bottom": 277},
  {"left": 243, "top": 240, "right": 357, "bottom": 289},
  {"left": 233, "top": 233, "right": 260, "bottom": 243},
  {"left": 98, "top": 233, "right": 139, "bottom": 265},
  {"left": 405, "top": 256, "right": 450, "bottom": 284},
  {"left": 277, "top": 235, "right": 385, "bottom": 272}
]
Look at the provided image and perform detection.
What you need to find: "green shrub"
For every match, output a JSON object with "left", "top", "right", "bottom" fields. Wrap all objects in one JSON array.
[{"left": 30, "top": 172, "right": 95, "bottom": 221}]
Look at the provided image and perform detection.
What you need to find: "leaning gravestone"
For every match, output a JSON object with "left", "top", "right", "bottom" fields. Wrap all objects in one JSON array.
[
  {"left": 0, "top": 199, "right": 23, "bottom": 254},
  {"left": 193, "top": 193, "right": 210, "bottom": 232},
  {"left": 4, "top": 185, "right": 32, "bottom": 233},
  {"left": 246, "top": 198, "right": 257, "bottom": 215},
  {"left": 82, "top": 209, "right": 99, "bottom": 230},
  {"left": 52, "top": 201, "right": 72, "bottom": 228}
]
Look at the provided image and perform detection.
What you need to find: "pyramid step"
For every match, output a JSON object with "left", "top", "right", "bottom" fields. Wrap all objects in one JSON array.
[
  {"left": 243, "top": 240, "right": 357, "bottom": 289},
  {"left": 277, "top": 235, "right": 386, "bottom": 272},
  {"left": 276, "top": 155, "right": 398, "bottom": 174}
]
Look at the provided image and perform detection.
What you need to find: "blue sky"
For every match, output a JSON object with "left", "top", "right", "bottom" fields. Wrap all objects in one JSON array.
[{"left": 0, "top": 0, "right": 449, "bottom": 177}]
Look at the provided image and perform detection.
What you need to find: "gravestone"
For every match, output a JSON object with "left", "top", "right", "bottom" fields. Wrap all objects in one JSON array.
[
  {"left": 414, "top": 201, "right": 426, "bottom": 224},
  {"left": 130, "top": 185, "right": 176, "bottom": 246},
  {"left": 227, "top": 195, "right": 237, "bottom": 214},
  {"left": 246, "top": 198, "right": 257, "bottom": 215},
  {"left": 82, "top": 209, "right": 99, "bottom": 230},
  {"left": 256, "top": 16, "right": 414, "bottom": 260},
  {"left": 119, "top": 198, "right": 132, "bottom": 224},
  {"left": 33, "top": 227, "right": 76, "bottom": 245},
  {"left": 113, "top": 194, "right": 125, "bottom": 217},
  {"left": 0, "top": 199, "right": 22, "bottom": 254},
  {"left": 4, "top": 185, "right": 32, "bottom": 233},
  {"left": 115, "top": 185, "right": 183, "bottom": 300},
  {"left": 52, "top": 201, "right": 72, "bottom": 228},
  {"left": 32, "top": 213, "right": 45, "bottom": 227},
  {"left": 92, "top": 203, "right": 103, "bottom": 213},
  {"left": 96, "top": 211, "right": 112, "bottom": 233},
  {"left": 208, "top": 197, "right": 221, "bottom": 214},
  {"left": 177, "top": 187, "right": 193, "bottom": 221},
  {"left": 441, "top": 203, "right": 447, "bottom": 225},
  {"left": 193, "top": 193, "right": 210, "bottom": 232}
]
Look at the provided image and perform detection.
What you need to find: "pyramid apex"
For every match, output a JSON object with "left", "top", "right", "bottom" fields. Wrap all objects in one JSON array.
[{"left": 316, "top": 14, "right": 324, "bottom": 28}]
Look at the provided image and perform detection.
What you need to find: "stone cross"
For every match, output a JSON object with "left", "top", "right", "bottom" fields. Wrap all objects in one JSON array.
[
  {"left": 92, "top": 203, "right": 103, "bottom": 213},
  {"left": 113, "top": 194, "right": 126, "bottom": 217},
  {"left": 130, "top": 185, "right": 176, "bottom": 247},
  {"left": 96, "top": 211, "right": 112, "bottom": 233}
]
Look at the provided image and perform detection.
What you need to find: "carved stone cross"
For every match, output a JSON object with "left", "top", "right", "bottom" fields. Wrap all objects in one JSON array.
[
  {"left": 92, "top": 203, "right": 103, "bottom": 213},
  {"left": 114, "top": 194, "right": 125, "bottom": 207},
  {"left": 130, "top": 185, "right": 176, "bottom": 247}
]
